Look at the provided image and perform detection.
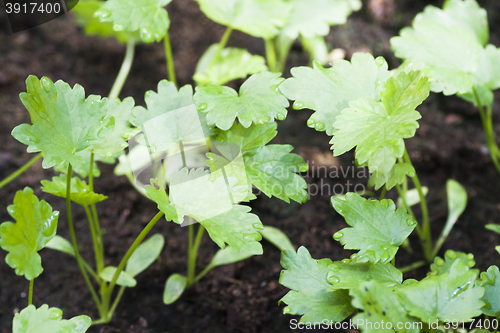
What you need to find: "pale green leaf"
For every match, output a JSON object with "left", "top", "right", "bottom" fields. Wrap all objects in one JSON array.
[
  {"left": 369, "top": 162, "right": 416, "bottom": 191},
  {"left": 244, "top": 145, "right": 308, "bottom": 203},
  {"left": 144, "top": 178, "right": 180, "bottom": 223},
  {"left": 194, "top": 44, "right": 267, "bottom": 86},
  {"left": 99, "top": 266, "right": 137, "bottom": 287},
  {"left": 259, "top": 226, "right": 294, "bottom": 251},
  {"left": 196, "top": 0, "right": 291, "bottom": 39},
  {"left": 327, "top": 260, "right": 402, "bottom": 291},
  {"left": 13, "top": 304, "right": 91, "bottom": 333},
  {"left": 163, "top": 274, "right": 187, "bottom": 304},
  {"left": 12, "top": 76, "right": 113, "bottom": 169},
  {"left": 72, "top": 0, "right": 138, "bottom": 43},
  {"left": 0, "top": 188, "right": 59, "bottom": 280},
  {"left": 96, "top": 0, "right": 171, "bottom": 43},
  {"left": 331, "top": 193, "right": 417, "bottom": 264},
  {"left": 331, "top": 71, "right": 430, "bottom": 176},
  {"left": 206, "top": 245, "right": 256, "bottom": 270},
  {"left": 391, "top": 21, "right": 482, "bottom": 95},
  {"left": 279, "top": 246, "right": 354, "bottom": 323},
  {"left": 41, "top": 173, "right": 107, "bottom": 206},
  {"left": 428, "top": 250, "right": 475, "bottom": 276},
  {"left": 486, "top": 223, "right": 500, "bottom": 235},
  {"left": 126, "top": 234, "right": 164, "bottom": 277},
  {"left": 300, "top": 36, "right": 328, "bottom": 65},
  {"left": 351, "top": 281, "right": 419, "bottom": 333},
  {"left": 397, "top": 260, "right": 484, "bottom": 322},
  {"left": 281, "top": 0, "right": 361, "bottom": 39},
  {"left": 396, "top": 186, "right": 428, "bottom": 208},
  {"left": 194, "top": 72, "right": 289, "bottom": 130},
  {"left": 279, "top": 53, "right": 390, "bottom": 135},
  {"left": 477, "top": 265, "right": 500, "bottom": 317},
  {"left": 214, "top": 122, "right": 277, "bottom": 153},
  {"left": 45, "top": 235, "right": 75, "bottom": 257}
]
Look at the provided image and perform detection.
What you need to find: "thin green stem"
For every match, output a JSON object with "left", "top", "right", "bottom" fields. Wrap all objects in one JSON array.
[
  {"left": 399, "top": 260, "right": 427, "bottom": 274},
  {"left": 101, "top": 211, "right": 164, "bottom": 319},
  {"left": 91, "top": 204, "right": 104, "bottom": 268},
  {"left": 108, "top": 286, "right": 126, "bottom": 319},
  {"left": 187, "top": 224, "right": 205, "bottom": 287},
  {"left": 179, "top": 140, "right": 187, "bottom": 168},
  {"left": 395, "top": 184, "right": 418, "bottom": 232},
  {"left": 81, "top": 259, "right": 99, "bottom": 282},
  {"left": 0, "top": 153, "right": 42, "bottom": 190},
  {"left": 88, "top": 153, "right": 104, "bottom": 273},
  {"left": 28, "top": 279, "right": 33, "bottom": 306},
  {"left": 403, "top": 150, "right": 432, "bottom": 262},
  {"left": 89, "top": 152, "right": 94, "bottom": 191},
  {"left": 209, "top": 26, "right": 233, "bottom": 69},
  {"left": 66, "top": 165, "right": 103, "bottom": 313},
  {"left": 84, "top": 205, "right": 102, "bottom": 277},
  {"left": 264, "top": 38, "right": 277, "bottom": 72},
  {"left": 109, "top": 40, "right": 136, "bottom": 99},
  {"left": 164, "top": 32, "right": 177, "bottom": 87},
  {"left": 379, "top": 187, "right": 387, "bottom": 200}
]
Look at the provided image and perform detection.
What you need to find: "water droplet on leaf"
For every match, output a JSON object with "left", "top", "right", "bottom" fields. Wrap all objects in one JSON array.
[
  {"left": 40, "top": 77, "right": 53, "bottom": 93},
  {"left": 283, "top": 307, "right": 291, "bottom": 314},
  {"left": 106, "top": 151, "right": 113, "bottom": 157},
  {"left": 314, "top": 122, "right": 325, "bottom": 131},
  {"left": 293, "top": 101, "right": 304, "bottom": 110},
  {"left": 140, "top": 27, "right": 154, "bottom": 43},
  {"left": 298, "top": 162, "right": 308, "bottom": 172},
  {"left": 48, "top": 308, "right": 62, "bottom": 320},
  {"left": 445, "top": 250, "right": 456, "bottom": 259},
  {"left": 327, "top": 272, "right": 340, "bottom": 283},
  {"left": 113, "top": 24, "right": 124, "bottom": 32},
  {"left": 252, "top": 223, "right": 264, "bottom": 231},
  {"left": 197, "top": 103, "right": 208, "bottom": 111},
  {"left": 375, "top": 56, "right": 386, "bottom": 67},
  {"left": 333, "top": 231, "right": 343, "bottom": 240},
  {"left": 306, "top": 119, "right": 315, "bottom": 128},
  {"left": 341, "top": 259, "right": 350, "bottom": 264},
  {"left": 277, "top": 112, "right": 286, "bottom": 121},
  {"left": 435, "top": 257, "right": 444, "bottom": 266},
  {"left": 94, "top": 9, "right": 111, "bottom": 19}
]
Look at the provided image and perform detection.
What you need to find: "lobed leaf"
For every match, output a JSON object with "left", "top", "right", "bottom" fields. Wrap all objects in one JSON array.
[
  {"left": 428, "top": 250, "right": 475, "bottom": 276},
  {"left": 194, "top": 44, "right": 267, "bottom": 86},
  {"left": 196, "top": 0, "right": 291, "bottom": 39},
  {"left": 368, "top": 162, "right": 415, "bottom": 191},
  {"left": 279, "top": 53, "right": 390, "bottom": 135},
  {"left": 351, "top": 281, "right": 420, "bottom": 333},
  {"left": 96, "top": 0, "right": 171, "bottom": 43},
  {"left": 0, "top": 188, "right": 59, "bottom": 280},
  {"left": 397, "top": 260, "right": 484, "bottom": 322},
  {"left": 279, "top": 247, "right": 354, "bottom": 323},
  {"left": 13, "top": 304, "right": 91, "bottom": 333},
  {"left": 214, "top": 122, "right": 277, "bottom": 153},
  {"left": 41, "top": 173, "right": 107, "bottom": 206},
  {"left": 194, "top": 72, "right": 289, "bottom": 130},
  {"left": 281, "top": 0, "right": 361, "bottom": 39},
  {"left": 331, "top": 193, "right": 417, "bottom": 264},
  {"left": 331, "top": 70, "right": 430, "bottom": 176},
  {"left": 12, "top": 76, "right": 113, "bottom": 169},
  {"left": 477, "top": 265, "right": 500, "bottom": 317}
]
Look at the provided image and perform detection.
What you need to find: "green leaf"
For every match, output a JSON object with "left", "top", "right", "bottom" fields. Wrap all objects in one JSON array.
[
  {"left": 327, "top": 260, "right": 402, "bottom": 291},
  {"left": 54, "top": 151, "right": 113, "bottom": 178},
  {"left": 391, "top": 21, "right": 482, "bottom": 95},
  {"left": 331, "top": 193, "right": 417, "bottom": 264},
  {"left": 206, "top": 245, "right": 256, "bottom": 270},
  {"left": 92, "top": 97, "right": 136, "bottom": 158},
  {"left": 12, "top": 76, "right": 113, "bottom": 169},
  {"left": 196, "top": 0, "right": 291, "bottom": 39},
  {"left": 13, "top": 304, "right": 91, "bottom": 333},
  {"left": 163, "top": 274, "right": 187, "bottom": 304},
  {"left": 396, "top": 186, "right": 428, "bottom": 208},
  {"left": 199, "top": 205, "right": 264, "bottom": 255},
  {"left": 214, "top": 122, "right": 277, "bottom": 153},
  {"left": 194, "top": 44, "right": 267, "bottom": 86},
  {"left": 99, "top": 266, "right": 137, "bottom": 287},
  {"left": 368, "top": 162, "right": 416, "bottom": 191},
  {"left": 281, "top": 0, "right": 361, "bottom": 39},
  {"left": 279, "top": 247, "right": 354, "bottom": 322},
  {"left": 194, "top": 72, "right": 289, "bottom": 130},
  {"left": 144, "top": 178, "right": 180, "bottom": 223},
  {"left": 477, "top": 265, "right": 500, "bottom": 317},
  {"left": 244, "top": 144, "right": 308, "bottom": 203},
  {"left": 45, "top": 235, "right": 75, "bottom": 257},
  {"left": 279, "top": 53, "right": 390, "bottom": 135},
  {"left": 72, "top": 0, "right": 138, "bottom": 43},
  {"left": 351, "top": 281, "right": 420, "bottom": 333},
  {"left": 331, "top": 71, "right": 430, "bottom": 176},
  {"left": 397, "top": 259, "right": 484, "bottom": 322},
  {"left": 414, "top": 0, "right": 488, "bottom": 46},
  {"left": 486, "top": 223, "right": 500, "bottom": 235},
  {"left": 41, "top": 173, "right": 107, "bottom": 206},
  {"left": 126, "top": 234, "right": 164, "bottom": 277},
  {"left": 259, "top": 226, "right": 294, "bottom": 251},
  {"left": 434, "top": 179, "right": 467, "bottom": 254},
  {"left": 96, "top": 0, "right": 171, "bottom": 43},
  {"left": 428, "top": 250, "right": 475, "bottom": 276},
  {"left": 0, "top": 187, "right": 59, "bottom": 280},
  {"left": 300, "top": 36, "right": 328, "bottom": 65}
]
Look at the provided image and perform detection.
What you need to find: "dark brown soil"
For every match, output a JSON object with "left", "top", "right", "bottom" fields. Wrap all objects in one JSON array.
[{"left": 1, "top": 1, "right": 500, "bottom": 332}]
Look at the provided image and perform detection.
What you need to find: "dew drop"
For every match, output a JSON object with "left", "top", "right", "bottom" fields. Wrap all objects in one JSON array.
[
  {"left": 375, "top": 56, "right": 386, "bottom": 67},
  {"left": 277, "top": 112, "right": 286, "bottom": 121},
  {"left": 468, "top": 260, "right": 476, "bottom": 267},
  {"left": 145, "top": 91, "right": 153, "bottom": 98},
  {"left": 350, "top": 253, "right": 358, "bottom": 260},
  {"left": 106, "top": 151, "right": 113, "bottom": 157},
  {"left": 333, "top": 231, "right": 343, "bottom": 240},
  {"left": 435, "top": 257, "right": 444, "bottom": 266},
  {"left": 445, "top": 249, "right": 456, "bottom": 259},
  {"left": 197, "top": 103, "right": 208, "bottom": 111},
  {"left": 327, "top": 274, "right": 340, "bottom": 284},
  {"left": 407, "top": 218, "right": 416, "bottom": 227},
  {"left": 243, "top": 233, "right": 261, "bottom": 241},
  {"left": 149, "top": 145, "right": 157, "bottom": 154},
  {"left": 48, "top": 308, "right": 63, "bottom": 320},
  {"left": 293, "top": 101, "right": 304, "bottom": 110},
  {"left": 94, "top": 9, "right": 111, "bottom": 19},
  {"left": 314, "top": 122, "right": 325, "bottom": 131},
  {"left": 341, "top": 259, "right": 350, "bottom": 264},
  {"left": 306, "top": 119, "right": 315, "bottom": 128},
  {"left": 380, "top": 253, "right": 391, "bottom": 263},
  {"left": 140, "top": 27, "right": 154, "bottom": 43},
  {"left": 467, "top": 253, "right": 474, "bottom": 260},
  {"left": 97, "top": 126, "right": 108, "bottom": 139},
  {"left": 40, "top": 77, "right": 53, "bottom": 93},
  {"left": 252, "top": 223, "right": 264, "bottom": 231},
  {"left": 120, "top": 142, "right": 128, "bottom": 149},
  {"left": 113, "top": 24, "right": 124, "bottom": 32},
  {"left": 298, "top": 162, "right": 308, "bottom": 172},
  {"left": 283, "top": 307, "right": 291, "bottom": 314},
  {"left": 260, "top": 116, "right": 271, "bottom": 123}
]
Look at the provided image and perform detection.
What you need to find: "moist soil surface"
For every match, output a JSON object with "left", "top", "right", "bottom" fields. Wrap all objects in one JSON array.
[{"left": 2, "top": 1, "right": 500, "bottom": 332}]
